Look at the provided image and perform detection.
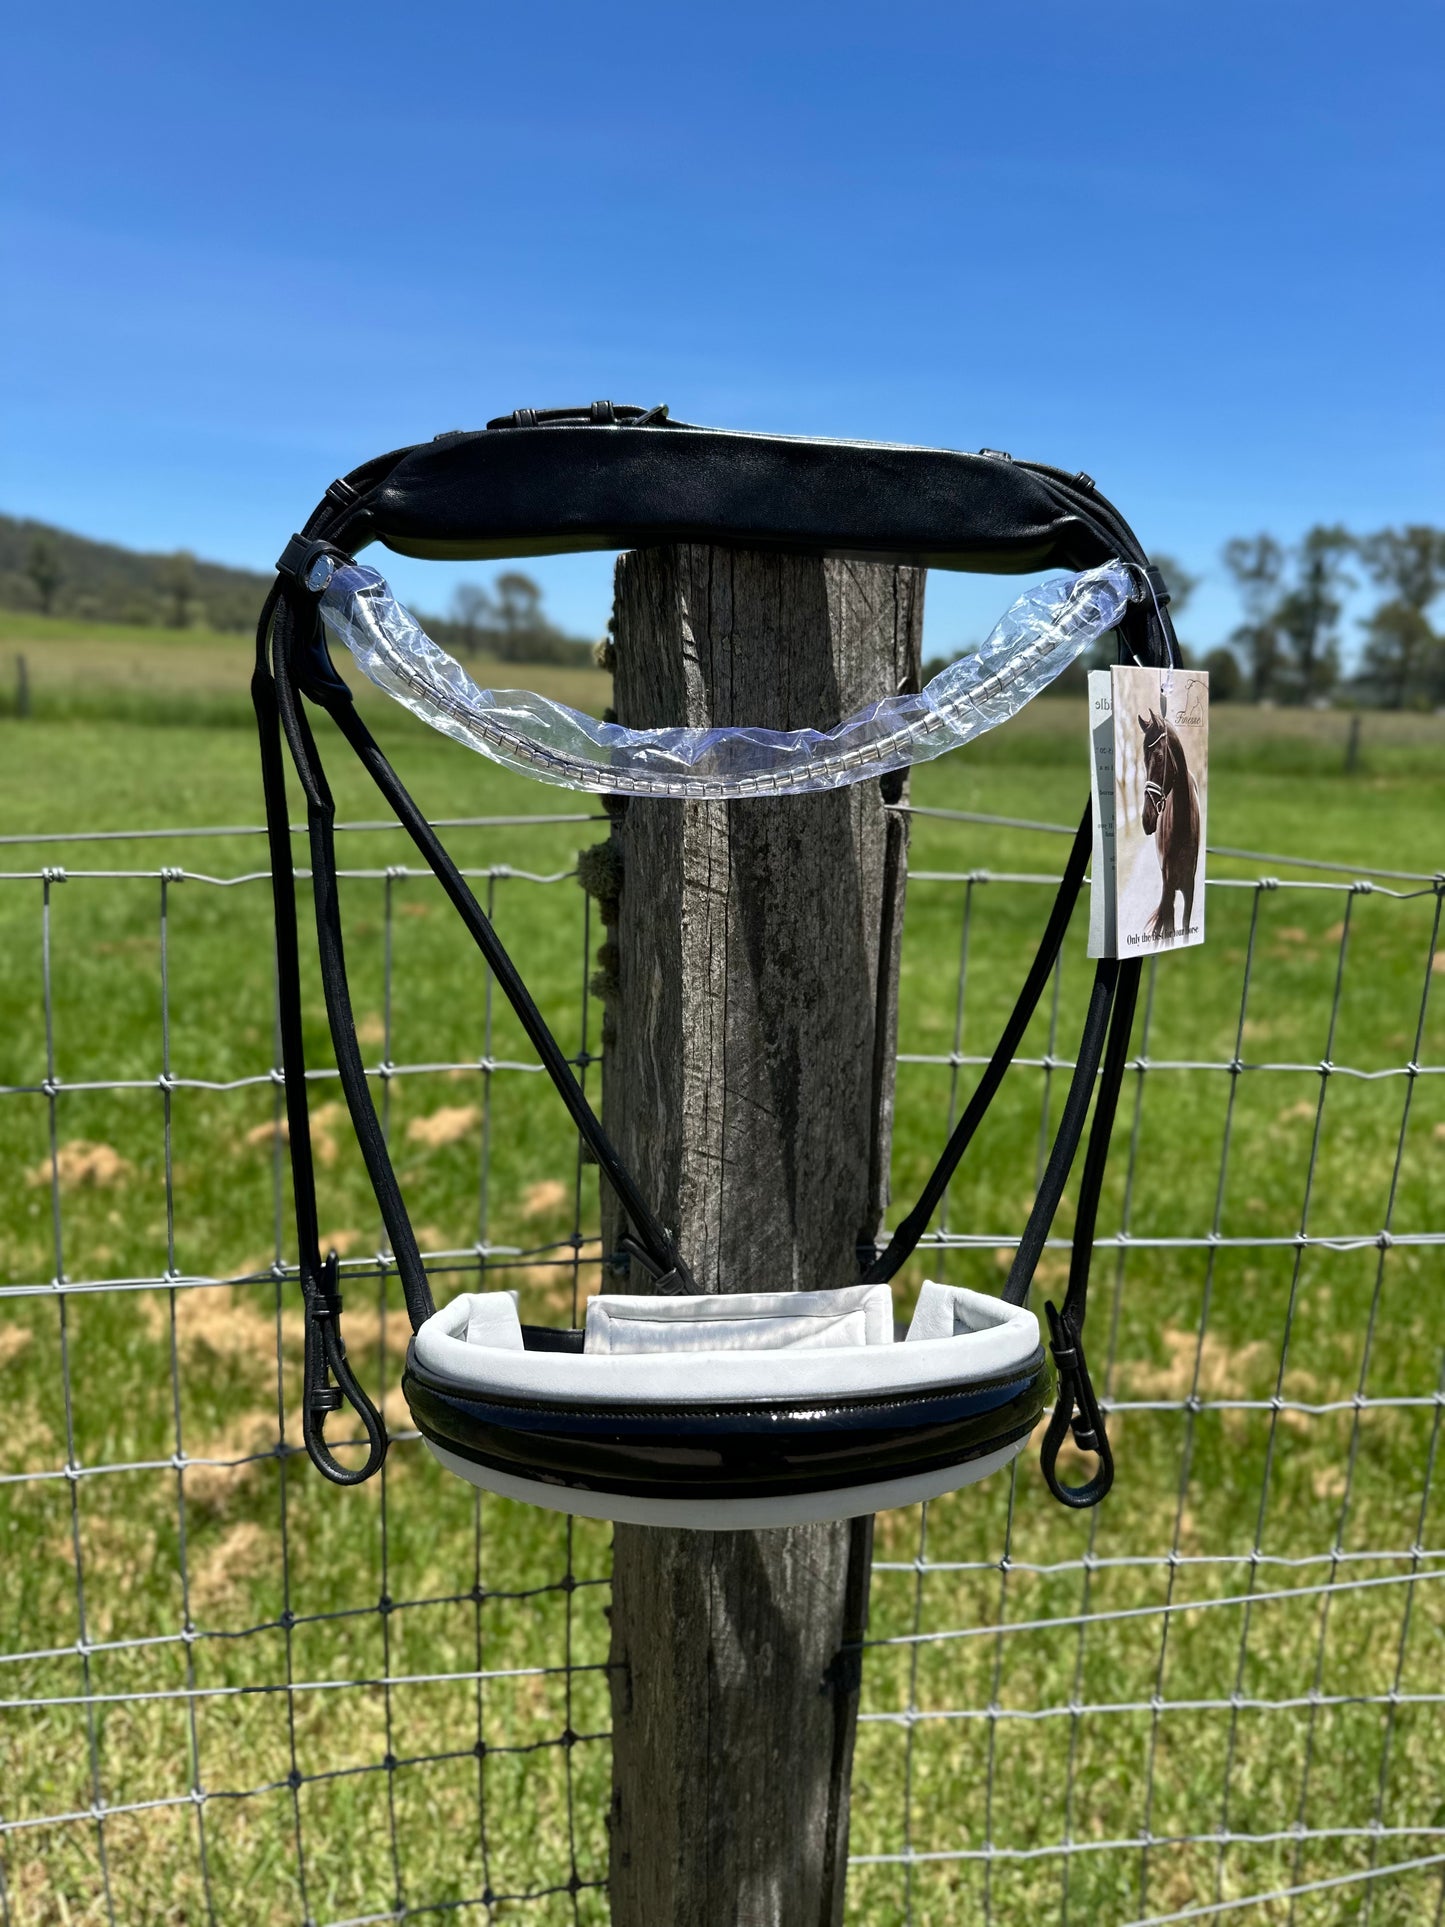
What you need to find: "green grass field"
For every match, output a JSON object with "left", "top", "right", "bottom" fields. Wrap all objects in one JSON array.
[
  {"left": 2, "top": 629, "right": 1443, "bottom": 1926},
  {"left": 0, "top": 607, "right": 614, "bottom": 731}
]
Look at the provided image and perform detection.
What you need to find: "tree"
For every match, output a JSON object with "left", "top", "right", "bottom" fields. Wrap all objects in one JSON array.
[
  {"left": 1223, "top": 529, "right": 1352, "bottom": 704},
  {"left": 1151, "top": 553, "right": 1199, "bottom": 620},
  {"left": 1357, "top": 525, "right": 1445, "bottom": 708},
  {"left": 488, "top": 571, "right": 591, "bottom": 664},
  {"left": 1202, "top": 645, "right": 1243, "bottom": 700},
  {"left": 493, "top": 571, "right": 545, "bottom": 653},
  {"left": 160, "top": 550, "right": 197, "bottom": 629},
  {"left": 1222, "top": 534, "right": 1284, "bottom": 700},
  {"left": 1359, "top": 602, "right": 1434, "bottom": 709},
  {"left": 450, "top": 581, "right": 494, "bottom": 657},
  {"left": 435, "top": 571, "right": 593, "bottom": 667},
  {"left": 26, "top": 535, "right": 63, "bottom": 615},
  {"left": 1273, "top": 525, "right": 1352, "bottom": 702}
]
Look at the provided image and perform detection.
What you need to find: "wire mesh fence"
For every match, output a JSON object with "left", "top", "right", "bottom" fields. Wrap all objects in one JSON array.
[{"left": 1, "top": 801, "right": 1441, "bottom": 1926}]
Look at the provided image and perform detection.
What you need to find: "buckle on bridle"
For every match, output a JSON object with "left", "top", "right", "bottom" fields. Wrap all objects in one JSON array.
[
  {"left": 618, "top": 1233, "right": 697, "bottom": 1297},
  {"left": 1142, "top": 564, "right": 1172, "bottom": 608},
  {"left": 275, "top": 535, "right": 354, "bottom": 594},
  {"left": 484, "top": 401, "right": 670, "bottom": 431}
]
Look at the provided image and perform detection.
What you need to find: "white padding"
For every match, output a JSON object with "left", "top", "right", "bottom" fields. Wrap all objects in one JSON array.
[
  {"left": 584, "top": 1284, "right": 893, "bottom": 1355},
  {"left": 414, "top": 1282, "right": 1039, "bottom": 1408},
  {"left": 464, "top": 1290, "right": 523, "bottom": 1350},
  {"left": 906, "top": 1279, "right": 1023, "bottom": 1344},
  {"left": 424, "top": 1433, "right": 1032, "bottom": 1529}
]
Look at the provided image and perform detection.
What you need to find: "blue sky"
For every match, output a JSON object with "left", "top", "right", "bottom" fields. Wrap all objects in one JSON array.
[{"left": 3, "top": 0, "right": 1441, "bottom": 658}]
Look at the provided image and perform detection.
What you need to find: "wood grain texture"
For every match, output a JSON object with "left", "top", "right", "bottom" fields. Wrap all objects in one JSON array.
[{"left": 601, "top": 545, "right": 923, "bottom": 1927}]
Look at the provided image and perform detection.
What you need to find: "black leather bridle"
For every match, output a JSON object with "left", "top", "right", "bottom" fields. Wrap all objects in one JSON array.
[{"left": 254, "top": 404, "right": 1180, "bottom": 1505}]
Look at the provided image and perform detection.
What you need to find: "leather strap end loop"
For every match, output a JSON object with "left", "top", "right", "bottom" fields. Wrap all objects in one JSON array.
[
  {"left": 1039, "top": 1299, "right": 1113, "bottom": 1509},
  {"left": 300, "top": 1252, "right": 389, "bottom": 1487}
]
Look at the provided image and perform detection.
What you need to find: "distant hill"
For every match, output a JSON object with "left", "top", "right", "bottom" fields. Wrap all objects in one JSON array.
[
  {"left": 0, "top": 513, "right": 596, "bottom": 664},
  {"left": 0, "top": 513, "right": 274, "bottom": 632}
]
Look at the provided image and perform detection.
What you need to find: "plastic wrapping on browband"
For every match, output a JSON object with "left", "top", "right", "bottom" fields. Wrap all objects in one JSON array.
[{"left": 318, "top": 559, "right": 1137, "bottom": 799}]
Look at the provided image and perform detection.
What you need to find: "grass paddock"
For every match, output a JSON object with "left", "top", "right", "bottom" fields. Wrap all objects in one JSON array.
[{"left": 2, "top": 667, "right": 1443, "bottom": 1924}]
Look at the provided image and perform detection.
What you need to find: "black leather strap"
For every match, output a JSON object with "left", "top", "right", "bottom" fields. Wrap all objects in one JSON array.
[
  {"left": 303, "top": 654, "right": 695, "bottom": 1292},
  {"left": 252, "top": 584, "right": 388, "bottom": 1483},
  {"left": 256, "top": 584, "right": 696, "bottom": 1486},
  {"left": 270, "top": 597, "right": 440, "bottom": 1330},
  {"left": 866, "top": 835, "right": 1141, "bottom": 1512},
  {"left": 1001, "top": 961, "right": 1122, "bottom": 1310},
  {"left": 863, "top": 805, "right": 1093, "bottom": 1286},
  {"left": 1039, "top": 958, "right": 1141, "bottom": 1507}
]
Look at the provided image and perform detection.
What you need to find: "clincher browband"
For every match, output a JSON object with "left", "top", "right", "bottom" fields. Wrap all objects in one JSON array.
[{"left": 253, "top": 406, "right": 1178, "bottom": 1516}]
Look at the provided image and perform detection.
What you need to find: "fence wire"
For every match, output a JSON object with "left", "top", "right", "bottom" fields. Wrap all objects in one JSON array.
[{"left": 0, "top": 805, "right": 1441, "bottom": 1927}]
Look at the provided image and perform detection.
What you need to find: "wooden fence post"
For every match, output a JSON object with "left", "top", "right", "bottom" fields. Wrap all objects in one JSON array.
[
  {"left": 1345, "top": 710, "right": 1362, "bottom": 773},
  {"left": 596, "top": 545, "right": 923, "bottom": 1926}
]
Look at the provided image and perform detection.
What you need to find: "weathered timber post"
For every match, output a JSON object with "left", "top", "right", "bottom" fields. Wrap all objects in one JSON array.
[{"left": 597, "top": 545, "right": 923, "bottom": 1927}]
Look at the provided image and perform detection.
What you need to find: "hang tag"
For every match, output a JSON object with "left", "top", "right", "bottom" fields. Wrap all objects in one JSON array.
[{"left": 1087, "top": 665, "right": 1209, "bottom": 958}]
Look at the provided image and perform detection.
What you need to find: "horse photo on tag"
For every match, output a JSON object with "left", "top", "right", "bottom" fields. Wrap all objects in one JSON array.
[{"left": 1110, "top": 663, "right": 1209, "bottom": 953}]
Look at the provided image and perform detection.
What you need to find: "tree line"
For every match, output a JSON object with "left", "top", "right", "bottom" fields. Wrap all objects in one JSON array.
[
  {"left": 1, "top": 516, "right": 274, "bottom": 633},
  {"left": 1219, "top": 525, "right": 1445, "bottom": 708},
  {"left": 937, "top": 524, "right": 1444, "bottom": 710},
  {"left": 428, "top": 573, "right": 593, "bottom": 666},
  {"left": 7, "top": 511, "right": 1442, "bottom": 704},
  {"left": 0, "top": 516, "right": 593, "bottom": 665}
]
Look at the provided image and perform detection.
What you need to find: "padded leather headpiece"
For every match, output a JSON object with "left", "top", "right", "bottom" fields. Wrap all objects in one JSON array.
[{"left": 295, "top": 408, "right": 1177, "bottom": 671}]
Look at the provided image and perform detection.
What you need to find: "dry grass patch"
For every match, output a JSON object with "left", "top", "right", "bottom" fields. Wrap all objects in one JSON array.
[
  {"left": 46, "top": 1515, "right": 163, "bottom": 1635},
  {"left": 189, "top": 1519, "right": 272, "bottom": 1619},
  {"left": 138, "top": 1285, "right": 303, "bottom": 1366},
  {"left": 1121, "top": 1325, "right": 1270, "bottom": 1401},
  {"left": 1120, "top": 1329, "right": 1323, "bottom": 1436},
  {"left": 1119, "top": 1327, "right": 1277, "bottom": 1438},
  {"left": 319, "top": 1227, "right": 367, "bottom": 1256},
  {"left": 242, "top": 1100, "right": 347, "bottom": 1166},
  {"left": 1312, "top": 1463, "right": 1349, "bottom": 1503},
  {"left": 0, "top": 1398, "right": 57, "bottom": 1474},
  {"left": 328, "top": 1301, "right": 413, "bottom": 1361},
  {"left": 521, "top": 1178, "right": 570, "bottom": 1219},
  {"left": 406, "top": 1104, "right": 480, "bottom": 1149},
  {"left": 184, "top": 1410, "right": 282, "bottom": 1512},
  {"left": 0, "top": 1323, "right": 33, "bottom": 1367},
  {"left": 25, "top": 1139, "right": 133, "bottom": 1189}
]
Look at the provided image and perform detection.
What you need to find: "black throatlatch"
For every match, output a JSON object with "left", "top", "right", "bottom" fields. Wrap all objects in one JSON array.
[{"left": 254, "top": 407, "right": 1179, "bottom": 1514}]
